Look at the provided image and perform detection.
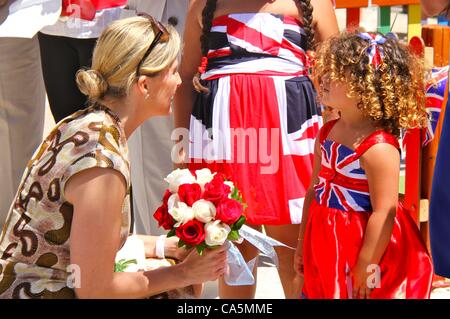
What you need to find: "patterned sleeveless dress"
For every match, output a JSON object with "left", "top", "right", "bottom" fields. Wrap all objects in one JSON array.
[
  {"left": 302, "top": 120, "right": 433, "bottom": 299},
  {"left": 189, "top": 13, "right": 322, "bottom": 225},
  {"left": 0, "top": 105, "right": 131, "bottom": 298}
]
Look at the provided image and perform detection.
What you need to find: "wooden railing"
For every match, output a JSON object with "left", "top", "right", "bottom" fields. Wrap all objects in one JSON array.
[{"left": 335, "top": 0, "right": 422, "bottom": 38}]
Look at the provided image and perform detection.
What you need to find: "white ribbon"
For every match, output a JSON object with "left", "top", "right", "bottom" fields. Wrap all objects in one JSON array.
[
  {"left": 357, "top": 32, "right": 387, "bottom": 68},
  {"left": 223, "top": 225, "right": 295, "bottom": 286}
]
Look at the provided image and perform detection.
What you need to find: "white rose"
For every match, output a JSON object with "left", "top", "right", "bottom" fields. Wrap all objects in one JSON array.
[
  {"left": 164, "top": 169, "right": 196, "bottom": 193},
  {"left": 167, "top": 193, "right": 180, "bottom": 212},
  {"left": 195, "top": 168, "right": 216, "bottom": 190},
  {"left": 192, "top": 199, "right": 216, "bottom": 223},
  {"left": 169, "top": 202, "right": 194, "bottom": 226},
  {"left": 204, "top": 220, "right": 231, "bottom": 246}
]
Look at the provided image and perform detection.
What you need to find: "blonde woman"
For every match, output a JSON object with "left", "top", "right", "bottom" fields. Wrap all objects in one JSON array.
[{"left": 0, "top": 16, "right": 227, "bottom": 299}]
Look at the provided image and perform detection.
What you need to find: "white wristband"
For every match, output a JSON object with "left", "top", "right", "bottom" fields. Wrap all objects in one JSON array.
[{"left": 155, "top": 235, "right": 166, "bottom": 259}]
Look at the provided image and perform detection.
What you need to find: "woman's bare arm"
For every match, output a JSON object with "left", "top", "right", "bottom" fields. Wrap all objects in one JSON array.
[
  {"left": 421, "top": 0, "right": 449, "bottom": 17},
  {"left": 174, "top": 0, "right": 205, "bottom": 132},
  {"left": 311, "top": 0, "right": 339, "bottom": 43},
  {"left": 65, "top": 167, "right": 226, "bottom": 298},
  {"left": 172, "top": 0, "right": 206, "bottom": 166}
]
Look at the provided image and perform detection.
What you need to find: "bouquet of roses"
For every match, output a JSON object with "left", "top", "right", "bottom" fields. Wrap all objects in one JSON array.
[{"left": 153, "top": 168, "right": 247, "bottom": 255}]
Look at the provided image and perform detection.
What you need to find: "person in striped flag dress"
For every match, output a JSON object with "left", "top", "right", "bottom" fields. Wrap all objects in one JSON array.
[{"left": 174, "top": 0, "right": 339, "bottom": 298}]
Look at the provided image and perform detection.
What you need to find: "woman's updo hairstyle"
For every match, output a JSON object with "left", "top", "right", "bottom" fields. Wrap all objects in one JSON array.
[{"left": 76, "top": 16, "right": 181, "bottom": 102}]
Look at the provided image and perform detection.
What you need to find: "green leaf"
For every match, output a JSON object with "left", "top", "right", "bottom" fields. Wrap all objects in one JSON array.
[
  {"left": 231, "top": 187, "right": 239, "bottom": 200},
  {"left": 196, "top": 245, "right": 205, "bottom": 255},
  {"left": 233, "top": 216, "right": 246, "bottom": 230},
  {"left": 195, "top": 242, "right": 207, "bottom": 255},
  {"left": 114, "top": 258, "right": 137, "bottom": 272},
  {"left": 178, "top": 239, "right": 186, "bottom": 248},
  {"left": 167, "top": 228, "right": 176, "bottom": 238},
  {"left": 227, "top": 230, "right": 240, "bottom": 241},
  {"left": 122, "top": 259, "right": 137, "bottom": 266}
]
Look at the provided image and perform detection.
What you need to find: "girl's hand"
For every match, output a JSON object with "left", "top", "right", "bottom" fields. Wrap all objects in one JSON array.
[
  {"left": 350, "top": 261, "right": 372, "bottom": 299},
  {"left": 164, "top": 236, "right": 191, "bottom": 261},
  {"left": 294, "top": 239, "right": 304, "bottom": 277}
]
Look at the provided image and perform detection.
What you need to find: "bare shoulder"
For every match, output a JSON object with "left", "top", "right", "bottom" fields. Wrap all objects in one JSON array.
[
  {"left": 360, "top": 143, "right": 400, "bottom": 171},
  {"left": 65, "top": 167, "right": 127, "bottom": 205}
]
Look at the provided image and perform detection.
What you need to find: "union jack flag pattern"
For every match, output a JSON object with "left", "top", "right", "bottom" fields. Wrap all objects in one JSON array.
[
  {"left": 314, "top": 140, "right": 371, "bottom": 212},
  {"left": 313, "top": 120, "right": 400, "bottom": 212},
  {"left": 423, "top": 66, "right": 449, "bottom": 146},
  {"left": 189, "top": 13, "right": 322, "bottom": 225}
]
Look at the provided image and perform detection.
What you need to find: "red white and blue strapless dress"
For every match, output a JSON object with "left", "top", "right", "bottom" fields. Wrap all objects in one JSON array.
[
  {"left": 302, "top": 120, "right": 433, "bottom": 299},
  {"left": 189, "top": 13, "right": 322, "bottom": 225}
]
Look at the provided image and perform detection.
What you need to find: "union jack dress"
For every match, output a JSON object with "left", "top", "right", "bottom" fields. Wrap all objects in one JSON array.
[
  {"left": 189, "top": 13, "right": 321, "bottom": 225},
  {"left": 302, "top": 120, "right": 433, "bottom": 299}
]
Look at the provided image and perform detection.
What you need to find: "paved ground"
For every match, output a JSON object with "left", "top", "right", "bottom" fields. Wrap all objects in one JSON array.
[
  {"left": 200, "top": 253, "right": 450, "bottom": 299},
  {"left": 201, "top": 254, "right": 286, "bottom": 299}
]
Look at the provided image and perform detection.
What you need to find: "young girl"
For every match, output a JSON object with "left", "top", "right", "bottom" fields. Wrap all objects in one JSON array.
[
  {"left": 294, "top": 31, "right": 434, "bottom": 299},
  {"left": 174, "top": 0, "right": 339, "bottom": 298}
]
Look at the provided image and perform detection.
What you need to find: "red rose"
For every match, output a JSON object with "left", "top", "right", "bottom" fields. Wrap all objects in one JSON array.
[
  {"left": 175, "top": 219, "right": 206, "bottom": 246},
  {"left": 203, "top": 174, "right": 231, "bottom": 205},
  {"left": 215, "top": 198, "right": 243, "bottom": 225},
  {"left": 162, "top": 189, "right": 172, "bottom": 208},
  {"left": 178, "top": 183, "right": 202, "bottom": 206},
  {"left": 153, "top": 205, "right": 175, "bottom": 230}
]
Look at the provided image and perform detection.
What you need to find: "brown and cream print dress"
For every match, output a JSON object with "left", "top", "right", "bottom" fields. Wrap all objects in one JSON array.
[{"left": 0, "top": 105, "right": 131, "bottom": 299}]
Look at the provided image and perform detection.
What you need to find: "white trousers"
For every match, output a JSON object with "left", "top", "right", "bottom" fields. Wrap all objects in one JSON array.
[{"left": 0, "top": 35, "right": 46, "bottom": 225}]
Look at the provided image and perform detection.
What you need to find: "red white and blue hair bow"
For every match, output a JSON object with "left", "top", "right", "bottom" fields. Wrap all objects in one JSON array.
[{"left": 357, "top": 32, "right": 387, "bottom": 69}]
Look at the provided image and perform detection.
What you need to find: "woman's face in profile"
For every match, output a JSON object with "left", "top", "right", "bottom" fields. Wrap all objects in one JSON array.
[{"left": 146, "top": 59, "right": 182, "bottom": 115}]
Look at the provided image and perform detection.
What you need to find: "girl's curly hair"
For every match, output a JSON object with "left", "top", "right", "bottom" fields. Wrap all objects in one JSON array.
[{"left": 313, "top": 31, "right": 429, "bottom": 136}]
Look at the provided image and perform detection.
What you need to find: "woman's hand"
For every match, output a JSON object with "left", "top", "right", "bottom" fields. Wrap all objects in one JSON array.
[
  {"left": 294, "top": 239, "right": 304, "bottom": 277},
  {"left": 179, "top": 245, "right": 228, "bottom": 286},
  {"left": 350, "top": 261, "right": 371, "bottom": 299}
]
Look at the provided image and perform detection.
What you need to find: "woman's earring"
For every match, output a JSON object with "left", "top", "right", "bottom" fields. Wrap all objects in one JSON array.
[{"left": 145, "top": 94, "right": 150, "bottom": 100}]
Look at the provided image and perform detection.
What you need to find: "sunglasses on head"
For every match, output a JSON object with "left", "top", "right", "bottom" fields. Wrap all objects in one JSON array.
[{"left": 136, "top": 13, "right": 170, "bottom": 76}]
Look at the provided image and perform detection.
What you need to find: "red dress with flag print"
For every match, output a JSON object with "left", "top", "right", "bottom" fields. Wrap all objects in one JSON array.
[
  {"left": 189, "top": 13, "right": 321, "bottom": 225},
  {"left": 302, "top": 120, "right": 433, "bottom": 299},
  {"left": 61, "top": 0, "right": 127, "bottom": 21}
]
